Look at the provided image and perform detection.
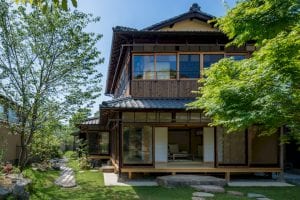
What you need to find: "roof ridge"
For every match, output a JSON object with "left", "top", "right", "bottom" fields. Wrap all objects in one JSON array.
[{"left": 142, "top": 3, "right": 215, "bottom": 31}]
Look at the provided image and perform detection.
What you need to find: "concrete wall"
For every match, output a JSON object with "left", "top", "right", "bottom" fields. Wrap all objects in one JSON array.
[
  {"left": 203, "top": 127, "right": 214, "bottom": 162},
  {"left": 0, "top": 126, "right": 20, "bottom": 162},
  {"left": 155, "top": 127, "right": 168, "bottom": 163}
]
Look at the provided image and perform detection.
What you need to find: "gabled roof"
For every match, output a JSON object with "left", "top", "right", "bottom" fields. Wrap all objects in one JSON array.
[
  {"left": 143, "top": 3, "right": 214, "bottom": 31},
  {"left": 105, "top": 3, "right": 220, "bottom": 96},
  {"left": 100, "top": 97, "right": 196, "bottom": 110}
]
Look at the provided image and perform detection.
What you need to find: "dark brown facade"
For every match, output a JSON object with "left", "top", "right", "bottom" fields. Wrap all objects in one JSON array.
[{"left": 78, "top": 3, "right": 283, "bottom": 180}]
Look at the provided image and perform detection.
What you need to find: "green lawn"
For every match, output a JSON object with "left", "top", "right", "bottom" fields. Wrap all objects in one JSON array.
[{"left": 22, "top": 153, "right": 300, "bottom": 200}]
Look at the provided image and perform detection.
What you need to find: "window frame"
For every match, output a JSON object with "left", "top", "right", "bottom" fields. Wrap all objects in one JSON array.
[{"left": 132, "top": 52, "right": 248, "bottom": 80}]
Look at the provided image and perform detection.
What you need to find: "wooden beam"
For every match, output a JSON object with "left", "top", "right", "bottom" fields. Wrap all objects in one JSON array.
[
  {"left": 121, "top": 167, "right": 281, "bottom": 173},
  {"left": 214, "top": 127, "right": 218, "bottom": 167},
  {"left": 279, "top": 126, "right": 284, "bottom": 181},
  {"left": 225, "top": 172, "right": 230, "bottom": 182},
  {"left": 128, "top": 172, "right": 132, "bottom": 179}
]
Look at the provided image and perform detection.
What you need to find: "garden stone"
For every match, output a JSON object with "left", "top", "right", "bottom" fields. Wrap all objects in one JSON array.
[
  {"left": 6, "top": 174, "right": 23, "bottom": 183},
  {"left": 191, "top": 185, "right": 225, "bottom": 193},
  {"left": 227, "top": 190, "right": 244, "bottom": 196},
  {"left": 157, "top": 175, "right": 226, "bottom": 187},
  {"left": 256, "top": 198, "right": 272, "bottom": 200},
  {"left": 247, "top": 193, "right": 266, "bottom": 198},
  {"left": 0, "top": 187, "right": 10, "bottom": 200},
  {"left": 12, "top": 182, "right": 30, "bottom": 200},
  {"left": 55, "top": 166, "right": 76, "bottom": 188},
  {"left": 193, "top": 192, "right": 214, "bottom": 197},
  {"left": 192, "top": 197, "right": 206, "bottom": 200}
]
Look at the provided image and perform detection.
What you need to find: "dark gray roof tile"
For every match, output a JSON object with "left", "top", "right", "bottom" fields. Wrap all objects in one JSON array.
[{"left": 100, "top": 97, "right": 195, "bottom": 110}]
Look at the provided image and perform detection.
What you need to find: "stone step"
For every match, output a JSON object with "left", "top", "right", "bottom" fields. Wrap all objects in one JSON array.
[
  {"left": 101, "top": 166, "right": 115, "bottom": 173},
  {"left": 156, "top": 175, "right": 227, "bottom": 187}
]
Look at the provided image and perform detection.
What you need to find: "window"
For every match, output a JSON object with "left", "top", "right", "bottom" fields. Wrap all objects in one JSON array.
[
  {"left": 226, "top": 54, "right": 246, "bottom": 61},
  {"left": 147, "top": 112, "right": 157, "bottom": 122},
  {"left": 176, "top": 112, "right": 188, "bottom": 122},
  {"left": 190, "top": 112, "right": 201, "bottom": 122},
  {"left": 100, "top": 132, "right": 109, "bottom": 154},
  {"left": 156, "top": 55, "right": 177, "bottom": 79},
  {"left": 159, "top": 112, "right": 172, "bottom": 122},
  {"left": 89, "top": 132, "right": 109, "bottom": 155},
  {"left": 133, "top": 55, "right": 155, "bottom": 79},
  {"left": 123, "top": 126, "right": 153, "bottom": 165},
  {"left": 122, "top": 112, "right": 134, "bottom": 122},
  {"left": 135, "top": 112, "right": 147, "bottom": 122},
  {"left": 8, "top": 108, "right": 18, "bottom": 123},
  {"left": 204, "top": 54, "right": 224, "bottom": 68},
  {"left": 0, "top": 104, "right": 4, "bottom": 120},
  {"left": 179, "top": 54, "right": 200, "bottom": 78}
]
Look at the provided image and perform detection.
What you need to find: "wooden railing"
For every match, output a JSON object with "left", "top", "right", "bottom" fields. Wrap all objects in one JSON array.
[{"left": 130, "top": 80, "right": 198, "bottom": 98}]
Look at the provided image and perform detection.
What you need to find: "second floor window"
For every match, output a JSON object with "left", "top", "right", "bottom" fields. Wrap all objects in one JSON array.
[
  {"left": 156, "top": 55, "right": 177, "bottom": 79},
  {"left": 133, "top": 55, "right": 155, "bottom": 79},
  {"left": 204, "top": 54, "right": 224, "bottom": 68},
  {"left": 133, "top": 53, "right": 247, "bottom": 80},
  {"left": 179, "top": 54, "right": 200, "bottom": 78}
]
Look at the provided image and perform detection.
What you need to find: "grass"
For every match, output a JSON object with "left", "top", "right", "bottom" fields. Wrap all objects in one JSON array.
[{"left": 22, "top": 152, "right": 300, "bottom": 200}]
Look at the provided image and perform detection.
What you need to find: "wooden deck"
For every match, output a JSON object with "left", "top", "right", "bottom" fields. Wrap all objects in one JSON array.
[
  {"left": 88, "top": 155, "right": 110, "bottom": 160},
  {"left": 120, "top": 162, "right": 282, "bottom": 181}
]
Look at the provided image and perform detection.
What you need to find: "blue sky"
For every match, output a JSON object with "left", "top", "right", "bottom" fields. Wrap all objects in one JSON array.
[{"left": 76, "top": 0, "right": 237, "bottom": 114}]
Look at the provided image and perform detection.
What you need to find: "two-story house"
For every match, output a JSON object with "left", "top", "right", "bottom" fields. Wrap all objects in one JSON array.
[{"left": 80, "top": 3, "right": 282, "bottom": 181}]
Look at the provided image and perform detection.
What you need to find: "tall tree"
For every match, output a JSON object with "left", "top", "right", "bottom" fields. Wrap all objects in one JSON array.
[
  {"left": 190, "top": 0, "right": 300, "bottom": 141},
  {"left": 0, "top": 0, "right": 102, "bottom": 169},
  {"left": 15, "top": 0, "right": 77, "bottom": 11}
]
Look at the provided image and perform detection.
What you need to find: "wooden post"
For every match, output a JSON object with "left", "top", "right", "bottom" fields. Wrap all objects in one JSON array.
[
  {"left": 214, "top": 127, "right": 218, "bottom": 168},
  {"left": 225, "top": 172, "right": 230, "bottom": 183},
  {"left": 128, "top": 172, "right": 132, "bottom": 179},
  {"left": 279, "top": 126, "right": 285, "bottom": 182}
]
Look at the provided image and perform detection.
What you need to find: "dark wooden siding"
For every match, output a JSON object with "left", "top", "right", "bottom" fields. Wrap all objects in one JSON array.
[{"left": 131, "top": 80, "right": 198, "bottom": 98}]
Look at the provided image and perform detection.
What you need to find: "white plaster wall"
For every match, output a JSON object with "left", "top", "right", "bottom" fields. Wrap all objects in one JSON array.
[
  {"left": 203, "top": 127, "right": 215, "bottom": 162},
  {"left": 154, "top": 127, "right": 168, "bottom": 163}
]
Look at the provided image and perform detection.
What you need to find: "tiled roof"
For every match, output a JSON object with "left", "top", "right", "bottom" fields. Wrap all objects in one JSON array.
[
  {"left": 80, "top": 117, "right": 100, "bottom": 125},
  {"left": 100, "top": 97, "right": 195, "bottom": 110},
  {"left": 143, "top": 3, "right": 214, "bottom": 31}
]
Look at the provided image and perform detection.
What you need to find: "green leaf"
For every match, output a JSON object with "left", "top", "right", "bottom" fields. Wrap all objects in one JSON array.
[
  {"left": 61, "top": 0, "right": 68, "bottom": 11},
  {"left": 71, "top": 0, "right": 77, "bottom": 8}
]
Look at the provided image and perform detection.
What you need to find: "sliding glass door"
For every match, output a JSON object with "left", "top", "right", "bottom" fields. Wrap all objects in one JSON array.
[
  {"left": 88, "top": 132, "right": 110, "bottom": 155},
  {"left": 123, "top": 126, "right": 153, "bottom": 165}
]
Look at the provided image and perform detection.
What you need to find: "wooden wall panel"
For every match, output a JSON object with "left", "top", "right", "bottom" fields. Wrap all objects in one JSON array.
[{"left": 131, "top": 80, "right": 198, "bottom": 98}]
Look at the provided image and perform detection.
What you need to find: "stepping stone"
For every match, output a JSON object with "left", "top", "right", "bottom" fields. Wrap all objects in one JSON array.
[
  {"left": 192, "top": 197, "right": 205, "bottom": 200},
  {"left": 256, "top": 198, "right": 272, "bottom": 200},
  {"left": 55, "top": 166, "right": 76, "bottom": 188},
  {"left": 157, "top": 175, "right": 226, "bottom": 187},
  {"left": 193, "top": 192, "right": 214, "bottom": 198},
  {"left": 191, "top": 185, "right": 225, "bottom": 193},
  {"left": 227, "top": 190, "right": 244, "bottom": 196},
  {"left": 0, "top": 187, "right": 10, "bottom": 199},
  {"left": 247, "top": 193, "right": 266, "bottom": 198}
]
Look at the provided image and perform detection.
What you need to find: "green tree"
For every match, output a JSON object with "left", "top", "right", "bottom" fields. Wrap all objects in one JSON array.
[
  {"left": 190, "top": 0, "right": 300, "bottom": 141},
  {"left": 15, "top": 0, "right": 77, "bottom": 11},
  {"left": 0, "top": 1, "right": 102, "bottom": 169}
]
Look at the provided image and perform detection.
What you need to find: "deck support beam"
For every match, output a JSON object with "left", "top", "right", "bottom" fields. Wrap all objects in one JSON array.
[
  {"left": 279, "top": 126, "right": 285, "bottom": 182},
  {"left": 225, "top": 172, "right": 230, "bottom": 182},
  {"left": 128, "top": 172, "right": 132, "bottom": 179}
]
